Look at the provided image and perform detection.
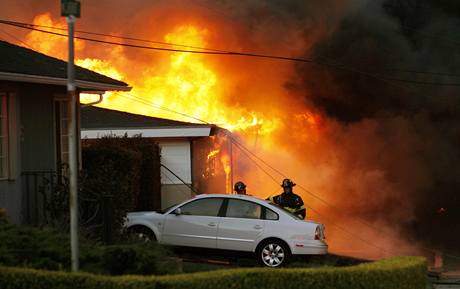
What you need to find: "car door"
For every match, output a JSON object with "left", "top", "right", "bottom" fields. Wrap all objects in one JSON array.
[
  {"left": 216, "top": 199, "right": 265, "bottom": 251},
  {"left": 162, "top": 197, "right": 224, "bottom": 248}
]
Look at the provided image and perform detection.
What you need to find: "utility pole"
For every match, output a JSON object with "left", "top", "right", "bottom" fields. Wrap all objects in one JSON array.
[
  {"left": 229, "top": 138, "right": 233, "bottom": 194},
  {"left": 61, "top": 0, "right": 81, "bottom": 272}
]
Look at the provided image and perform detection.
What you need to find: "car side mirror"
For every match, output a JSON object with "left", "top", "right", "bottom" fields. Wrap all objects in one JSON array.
[{"left": 173, "top": 208, "right": 182, "bottom": 215}]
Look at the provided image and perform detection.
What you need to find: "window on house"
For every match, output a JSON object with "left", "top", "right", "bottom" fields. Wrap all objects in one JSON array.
[
  {"left": 55, "top": 99, "right": 69, "bottom": 171},
  {"left": 0, "top": 93, "right": 8, "bottom": 179}
]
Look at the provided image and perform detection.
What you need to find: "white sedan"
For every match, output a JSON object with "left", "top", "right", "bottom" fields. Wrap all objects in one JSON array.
[{"left": 125, "top": 194, "right": 327, "bottom": 267}]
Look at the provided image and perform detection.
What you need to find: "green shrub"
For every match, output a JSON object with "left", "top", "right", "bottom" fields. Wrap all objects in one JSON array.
[
  {"left": 42, "top": 136, "right": 160, "bottom": 242},
  {"left": 0, "top": 224, "right": 180, "bottom": 275},
  {"left": 0, "top": 208, "right": 8, "bottom": 224},
  {"left": 0, "top": 224, "right": 71, "bottom": 270},
  {"left": 81, "top": 145, "right": 139, "bottom": 243},
  {"left": 79, "top": 135, "right": 161, "bottom": 243},
  {"left": 82, "top": 135, "right": 161, "bottom": 212},
  {"left": 97, "top": 243, "right": 180, "bottom": 275},
  {"left": 0, "top": 256, "right": 426, "bottom": 289}
]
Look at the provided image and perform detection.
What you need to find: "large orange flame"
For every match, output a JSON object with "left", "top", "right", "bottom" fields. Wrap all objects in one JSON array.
[{"left": 24, "top": 13, "right": 280, "bottom": 135}]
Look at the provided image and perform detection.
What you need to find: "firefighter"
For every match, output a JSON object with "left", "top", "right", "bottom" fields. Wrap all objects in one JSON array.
[
  {"left": 234, "top": 181, "right": 247, "bottom": 195},
  {"left": 268, "top": 178, "right": 306, "bottom": 219}
]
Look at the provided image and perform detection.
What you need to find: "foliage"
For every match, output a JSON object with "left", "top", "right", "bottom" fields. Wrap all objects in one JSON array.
[
  {"left": 95, "top": 243, "right": 180, "bottom": 276},
  {"left": 42, "top": 135, "right": 160, "bottom": 243},
  {"left": 41, "top": 172, "right": 70, "bottom": 229},
  {"left": 80, "top": 144, "right": 139, "bottom": 242},
  {"left": 0, "top": 256, "right": 427, "bottom": 289},
  {"left": 0, "top": 223, "right": 73, "bottom": 270},
  {"left": 0, "top": 208, "right": 8, "bottom": 224},
  {"left": 83, "top": 135, "right": 161, "bottom": 212},
  {"left": 0, "top": 223, "right": 179, "bottom": 275}
]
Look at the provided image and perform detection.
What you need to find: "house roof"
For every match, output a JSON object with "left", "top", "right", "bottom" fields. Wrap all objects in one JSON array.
[
  {"left": 81, "top": 106, "right": 216, "bottom": 138},
  {"left": 0, "top": 40, "right": 130, "bottom": 91}
]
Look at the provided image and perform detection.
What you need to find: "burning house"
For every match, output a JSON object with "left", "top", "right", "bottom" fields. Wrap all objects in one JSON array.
[{"left": 80, "top": 106, "right": 233, "bottom": 209}]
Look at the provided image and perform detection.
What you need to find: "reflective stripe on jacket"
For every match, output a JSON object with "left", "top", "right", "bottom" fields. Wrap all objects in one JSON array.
[{"left": 268, "top": 193, "right": 306, "bottom": 218}]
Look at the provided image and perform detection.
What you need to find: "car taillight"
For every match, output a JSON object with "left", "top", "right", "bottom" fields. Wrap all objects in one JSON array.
[{"left": 315, "top": 226, "right": 321, "bottom": 240}]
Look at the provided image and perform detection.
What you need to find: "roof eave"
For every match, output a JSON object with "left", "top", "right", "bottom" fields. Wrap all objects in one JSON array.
[
  {"left": 81, "top": 127, "right": 213, "bottom": 138},
  {"left": 0, "top": 71, "right": 131, "bottom": 92}
]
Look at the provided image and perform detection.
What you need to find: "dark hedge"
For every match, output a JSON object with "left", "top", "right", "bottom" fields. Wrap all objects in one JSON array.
[{"left": 0, "top": 256, "right": 426, "bottom": 289}]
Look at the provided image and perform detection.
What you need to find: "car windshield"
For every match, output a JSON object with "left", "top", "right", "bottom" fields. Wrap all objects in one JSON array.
[
  {"left": 265, "top": 201, "right": 303, "bottom": 220},
  {"left": 156, "top": 203, "right": 178, "bottom": 214}
]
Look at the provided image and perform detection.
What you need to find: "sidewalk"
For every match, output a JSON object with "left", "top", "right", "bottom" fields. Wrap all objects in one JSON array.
[{"left": 431, "top": 271, "right": 460, "bottom": 289}]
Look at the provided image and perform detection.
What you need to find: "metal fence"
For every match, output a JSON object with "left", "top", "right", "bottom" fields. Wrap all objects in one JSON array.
[
  {"left": 21, "top": 170, "right": 115, "bottom": 243},
  {"left": 21, "top": 171, "right": 60, "bottom": 226}
]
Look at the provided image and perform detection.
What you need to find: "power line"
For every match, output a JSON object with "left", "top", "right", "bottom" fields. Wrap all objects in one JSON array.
[
  {"left": 314, "top": 55, "right": 460, "bottom": 87},
  {"left": 386, "top": 68, "right": 460, "bottom": 78},
  {"left": 0, "top": 28, "right": 34, "bottom": 49},
  {"left": 113, "top": 92, "right": 210, "bottom": 124},
  {"left": 3, "top": 19, "right": 460, "bottom": 87},
  {"left": 227, "top": 132, "right": 460, "bottom": 260},
  {"left": 229, "top": 134, "right": 403, "bottom": 235},
  {"left": 231, "top": 141, "right": 280, "bottom": 185},
  {"left": 10, "top": 18, "right": 460, "bottom": 78},
  {"left": 229, "top": 131, "right": 460, "bottom": 259},
  {"left": 399, "top": 24, "right": 460, "bottom": 47},
  {"left": 227, "top": 137, "right": 393, "bottom": 255},
  {"left": 0, "top": 19, "right": 229, "bottom": 53},
  {"left": 160, "top": 170, "right": 193, "bottom": 196},
  {"left": 0, "top": 19, "right": 316, "bottom": 60},
  {"left": 5, "top": 18, "right": 460, "bottom": 81},
  {"left": 160, "top": 163, "right": 201, "bottom": 195}
]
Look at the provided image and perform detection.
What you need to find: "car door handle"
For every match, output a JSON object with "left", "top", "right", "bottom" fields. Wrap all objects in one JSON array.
[
  {"left": 208, "top": 222, "right": 217, "bottom": 227},
  {"left": 254, "top": 225, "right": 263, "bottom": 230}
]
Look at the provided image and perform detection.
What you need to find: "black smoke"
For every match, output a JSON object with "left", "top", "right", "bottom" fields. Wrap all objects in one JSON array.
[{"left": 295, "top": 0, "right": 460, "bottom": 254}]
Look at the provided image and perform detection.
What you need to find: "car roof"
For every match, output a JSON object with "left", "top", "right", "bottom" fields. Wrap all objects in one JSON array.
[
  {"left": 194, "top": 193, "right": 267, "bottom": 203},
  {"left": 177, "top": 194, "right": 321, "bottom": 224}
]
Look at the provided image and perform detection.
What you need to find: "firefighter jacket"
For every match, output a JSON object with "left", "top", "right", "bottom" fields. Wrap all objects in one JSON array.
[{"left": 268, "top": 192, "right": 306, "bottom": 219}]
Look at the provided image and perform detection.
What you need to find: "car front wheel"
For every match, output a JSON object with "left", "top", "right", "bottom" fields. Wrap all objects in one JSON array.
[
  {"left": 127, "top": 226, "right": 156, "bottom": 242},
  {"left": 257, "top": 239, "right": 290, "bottom": 267}
]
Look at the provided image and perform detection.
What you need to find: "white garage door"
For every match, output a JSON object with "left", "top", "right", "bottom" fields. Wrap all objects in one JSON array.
[{"left": 159, "top": 141, "right": 191, "bottom": 185}]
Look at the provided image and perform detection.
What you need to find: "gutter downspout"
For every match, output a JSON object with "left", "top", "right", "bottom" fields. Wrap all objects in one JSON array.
[{"left": 80, "top": 93, "right": 104, "bottom": 107}]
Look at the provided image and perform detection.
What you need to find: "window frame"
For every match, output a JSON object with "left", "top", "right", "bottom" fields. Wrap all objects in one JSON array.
[
  {"left": 0, "top": 93, "right": 9, "bottom": 180},
  {"left": 53, "top": 97, "right": 70, "bottom": 174},
  {"left": 262, "top": 206, "right": 279, "bottom": 221},
  {"left": 223, "top": 198, "right": 265, "bottom": 220},
  {"left": 174, "top": 197, "right": 225, "bottom": 217}
]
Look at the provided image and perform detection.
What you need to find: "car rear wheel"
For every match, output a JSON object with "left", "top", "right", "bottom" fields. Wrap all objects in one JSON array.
[
  {"left": 128, "top": 226, "right": 156, "bottom": 242},
  {"left": 257, "top": 239, "right": 290, "bottom": 267}
]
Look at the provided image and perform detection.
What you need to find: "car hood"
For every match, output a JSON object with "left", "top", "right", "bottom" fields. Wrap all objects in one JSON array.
[{"left": 127, "top": 211, "right": 163, "bottom": 217}]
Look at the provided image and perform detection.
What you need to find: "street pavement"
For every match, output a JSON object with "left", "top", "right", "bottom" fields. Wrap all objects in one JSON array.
[{"left": 430, "top": 271, "right": 460, "bottom": 289}]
